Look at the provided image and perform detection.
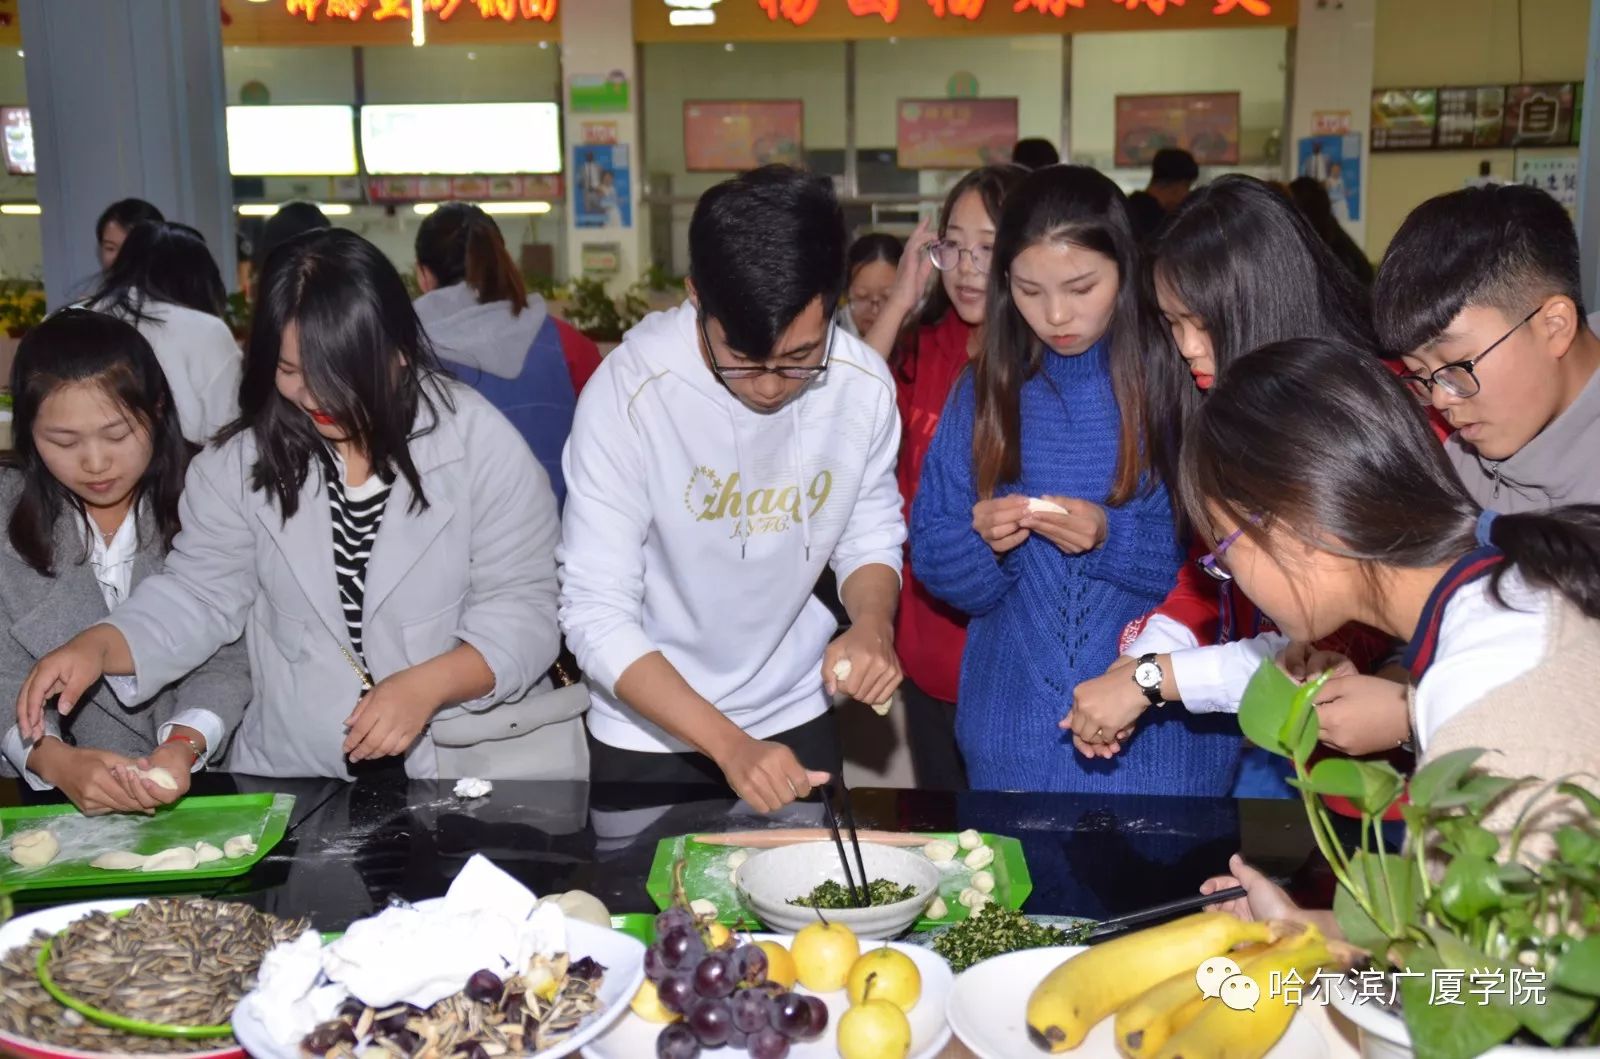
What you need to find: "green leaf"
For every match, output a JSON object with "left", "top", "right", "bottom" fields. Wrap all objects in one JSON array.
[
  {"left": 1556, "top": 935, "right": 1600, "bottom": 996},
  {"left": 1339, "top": 849, "right": 1419, "bottom": 942},
  {"left": 1300, "top": 758, "right": 1406, "bottom": 817},
  {"left": 1333, "top": 880, "right": 1391, "bottom": 953},
  {"left": 1557, "top": 825, "right": 1600, "bottom": 866},
  {"left": 1436, "top": 856, "right": 1505, "bottom": 921},
  {"left": 1558, "top": 781, "right": 1600, "bottom": 818},
  {"left": 1282, "top": 670, "right": 1331, "bottom": 764},
  {"left": 1422, "top": 927, "right": 1597, "bottom": 1047},
  {"left": 1436, "top": 817, "right": 1502, "bottom": 860},
  {"left": 1409, "top": 748, "right": 1489, "bottom": 810},
  {"left": 1238, "top": 660, "right": 1300, "bottom": 758},
  {"left": 1400, "top": 944, "right": 1519, "bottom": 1059}
]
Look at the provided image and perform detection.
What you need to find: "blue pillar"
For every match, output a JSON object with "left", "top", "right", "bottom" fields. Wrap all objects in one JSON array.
[{"left": 19, "top": 0, "right": 232, "bottom": 307}]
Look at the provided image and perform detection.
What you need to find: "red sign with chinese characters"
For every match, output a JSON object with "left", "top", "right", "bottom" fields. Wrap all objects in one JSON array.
[{"left": 286, "top": 0, "right": 556, "bottom": 24}]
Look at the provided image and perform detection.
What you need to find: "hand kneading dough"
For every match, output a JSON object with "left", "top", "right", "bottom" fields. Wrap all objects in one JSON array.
[
  {"left": 92, "top": 851, "right": 149, "bottom": 870},
  {"left": 193, "top": 841, "right": 225, "bottom": 864},
  {"left": 223, "top": 834, "right": 257, "bottom": 859},
  {"left": 9, "top": 829, "right": 59, "bottom": 867},
  {"left": 141, "top": 846, "right": 199, "bottom": 872},
  {"left": 137, "top": 767, "right": 179, "bottom": 791},
  {"left": 1027, "top": 497, "right": 1069, "bottom": 516},
  {"left": 831, "top": 658, "right": 895, "bottom": 715}
]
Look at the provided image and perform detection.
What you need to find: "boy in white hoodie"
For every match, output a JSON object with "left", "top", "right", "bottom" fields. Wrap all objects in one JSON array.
[{"left": 558, "top": 167, "right": 907, "bottom": 813}]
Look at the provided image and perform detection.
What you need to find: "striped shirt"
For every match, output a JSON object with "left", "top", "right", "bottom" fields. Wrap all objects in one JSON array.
[{"left": 322, "top": 450, "right": 392, "bottom": 664}]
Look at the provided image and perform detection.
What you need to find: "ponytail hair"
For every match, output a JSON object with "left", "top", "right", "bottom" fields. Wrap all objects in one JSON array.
[
  {"left": 414, "top": 202, "right": 528, "bottom": 316},
  {"left": 1179, "top": 336, "right": 1600, "bottom": 626}
]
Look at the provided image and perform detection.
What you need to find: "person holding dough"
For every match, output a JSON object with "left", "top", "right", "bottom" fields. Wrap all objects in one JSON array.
[
  {"left": 17, "top": 230, "right": 572, "bottom": 781},
  {"left": 0, "top": 309, "right": 250, "bottom": 813}
]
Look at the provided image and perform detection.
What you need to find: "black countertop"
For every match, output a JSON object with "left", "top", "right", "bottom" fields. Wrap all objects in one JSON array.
[{"left": 4, "top": 773, "right": 1337, "bottom": 930}]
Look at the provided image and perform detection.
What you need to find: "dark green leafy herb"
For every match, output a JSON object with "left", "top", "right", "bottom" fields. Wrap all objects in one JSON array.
[
  {"left": 789, "top": 879, "right": 918, "bottom": 909},
  {"left": 930, "top": 905, "right": 1087, "bottom": 973}
]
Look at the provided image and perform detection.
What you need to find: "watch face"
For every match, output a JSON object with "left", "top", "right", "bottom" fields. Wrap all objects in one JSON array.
[{"left": 1134, "top": 661, "right": 1162, "bottom": 689}]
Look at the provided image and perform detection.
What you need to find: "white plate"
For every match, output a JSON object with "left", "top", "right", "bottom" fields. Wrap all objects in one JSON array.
[
  {"left": 946, "top": 946, "right": 1331, "bottom": 1059},
  {"left": 0, "top": 897, "right": 246, "bottom": 1059},
  {"left": 587, "top": 933, "right": 953, "bottom": 1059},
  {"left": 233, "top": 913, "right": 645, "bottom": 1059}
]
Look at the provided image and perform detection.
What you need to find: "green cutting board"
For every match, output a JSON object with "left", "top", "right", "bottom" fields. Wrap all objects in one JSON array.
[
  {"left": 645, "top": 832, "right": 1031, "bottom": 933},
  {"left": 0, "top": 792, "right": 294, "bottom": 893}
]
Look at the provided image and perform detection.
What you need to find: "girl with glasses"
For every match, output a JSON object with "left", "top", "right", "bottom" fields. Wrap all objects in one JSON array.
[
  {"left": 840, "top": 233, "right": 902, "bottom": 341},
  {"left": 910, "top": 166, "right": 1225, "bottom": 793},
  {"left": 862, "top": 166, "right": 1024, "bottom": 791}
]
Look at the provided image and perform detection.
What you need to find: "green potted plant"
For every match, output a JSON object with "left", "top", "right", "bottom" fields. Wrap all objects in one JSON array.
[
  {"left": 1239, "top": 662, "right": 1600, "bottom": 1058},
  {"left": 561, "top": 276, "right": 648, "bottom": 351}
]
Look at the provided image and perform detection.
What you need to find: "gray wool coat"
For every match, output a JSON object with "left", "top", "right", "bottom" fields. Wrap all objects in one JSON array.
[
  {"left": 103, "top": 378, "right": 584, "bottom": 781},
  {"left": 0, "top": 470, "right": 252, "bottom": 779}
]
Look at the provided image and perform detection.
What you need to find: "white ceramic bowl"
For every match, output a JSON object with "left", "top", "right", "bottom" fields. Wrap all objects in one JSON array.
[{"left": 734, "top": 841, "right": 942, "bottom": 939}]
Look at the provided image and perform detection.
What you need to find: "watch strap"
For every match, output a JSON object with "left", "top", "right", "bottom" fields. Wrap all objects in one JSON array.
[{"left": 1135, "top": 652, "right": 1165, "bottom": 708}]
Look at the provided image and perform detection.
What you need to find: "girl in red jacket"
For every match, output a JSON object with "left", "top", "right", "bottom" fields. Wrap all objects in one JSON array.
[{"left": 863, "top": 165, "right": 1024, "bottom": 789}]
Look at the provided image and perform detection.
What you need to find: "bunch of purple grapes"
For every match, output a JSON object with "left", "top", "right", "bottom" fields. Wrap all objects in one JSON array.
[{"left": 647, "top": 906, "right": 829, "bottom": 1059}]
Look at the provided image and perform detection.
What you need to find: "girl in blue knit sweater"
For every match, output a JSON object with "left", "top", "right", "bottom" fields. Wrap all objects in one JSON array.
[{"left": 910, "top": 166, "right": 1242, "bottom": 793}]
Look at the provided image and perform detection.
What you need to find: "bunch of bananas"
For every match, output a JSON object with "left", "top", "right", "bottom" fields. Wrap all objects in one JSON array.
[{"left": 1025, "top": 912, "right": 1341, "bottom": 1059}]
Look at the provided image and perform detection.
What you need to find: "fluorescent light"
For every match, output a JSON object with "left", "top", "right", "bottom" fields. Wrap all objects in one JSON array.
[
  {"left": 236, "top": 202, "right": 352, "bottom": 217},
  {"left": 0, "top": 203, "right": 39, "bottom": 215},
  {"left": 413, "top": 203, "right": 440, "bottom": 216},
  {"left": 481, "top": 201, "right": 553, "bottom": 215},
  {"left": 670, "top": 10, "right": 716, "bottom": 24}
]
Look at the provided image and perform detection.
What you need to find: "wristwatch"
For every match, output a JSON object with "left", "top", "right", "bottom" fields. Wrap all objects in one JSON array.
[{"left": 1132, "top": 653, "right": 1165, "bottom": 708}]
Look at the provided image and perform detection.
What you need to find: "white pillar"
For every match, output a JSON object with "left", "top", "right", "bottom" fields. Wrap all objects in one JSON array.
[
  {"left": 1288, "top": 0, "right": 1377, "bottom": 250},
  {"left": 560, "top": 0, "right": 644, "bottom": 290},
  {"left": 19, "top": 0, "right": 233, "bottom": 307},
  {"left": 1578, "top": 0, "right": 1600, "bottom": 311}
]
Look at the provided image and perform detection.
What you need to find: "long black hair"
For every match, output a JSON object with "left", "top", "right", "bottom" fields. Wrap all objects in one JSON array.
[
  {"left": 253, "top": 200, "right": 331, "bottom": 277},
  {"left": 846, "top": 232, "right": 903, "bottom": 279},
  {"left": 1179, "top": 338, "right": 1600, "bottom": 623},
  {"left": 221, "top": 228, "right": 446, "bottom": 521},
  {"left": 415, "top": 202, "right": 529, "bottom": 316},
  {"left": 1146, "top": 176, "right": 1376, "bottom": 493},
  {"left": 973, "top": 165, "right": 1153, "bottom": 505},
  {"left": 90, "top": 221, "right": 228, "bottom": 323},
  {"left": 919, "top": 165, "right": 1025, "bottom": 330},
  {"left": 5, "top": 309, "right": 189, "bottom": 576},
  {"left": 1287, "top": 177, "right": 1375, "bottom": 288},
  {"left": 95, "top": 198, "right": 164, "bottom": 244}
]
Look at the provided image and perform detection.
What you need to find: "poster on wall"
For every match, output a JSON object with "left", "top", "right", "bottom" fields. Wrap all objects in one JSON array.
[
  {"left": 896, "top": 99, "right": 1018, "bottom": 170},
  {"left": 1436, "top": 86, "right": 1507, "bottom": 148},
  {"left": 1113, "top": 93, "right": 1240, "bottom": 167},
  {"left": 1516, "top": 155, "right": 1579, "bottom": 216},
  {"left": 569, "top": 72, "right": 631, "bottom": 114},
  {"left": 684, "top": 101, "right": 805, "bottom": 172},
  {"left": 1503, "top": 83, "right": 1576, "bottom": 147},
  {"left": 1371, "top": 89, "right": 1438, "bottom": 150},
  {"left": 1297, "top": 134, "right": 1362, "bottom": 222},
  {"left": 574, "top": 144, "right": 632, "bottom": 229}
]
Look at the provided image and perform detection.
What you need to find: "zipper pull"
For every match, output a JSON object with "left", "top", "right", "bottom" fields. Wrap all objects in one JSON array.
[{"left": 1491, "top": 461, "right": 1502, "bottom": 499}]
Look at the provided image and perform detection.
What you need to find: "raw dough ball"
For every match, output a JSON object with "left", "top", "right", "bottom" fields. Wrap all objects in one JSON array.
[
  {"left": 453, "top": 777, "right": 493, "bottom": 799},
  {"left": 923, "top": 839, "right": 957, "bottom": 865},
  {"left": 925, "top": 896, "right": 949, "bottom": 919},
  {"left": 972, "top": 870, "right": 996, "bottom": 894},
  {"left": 958, "top": 887, "right": 991, "bottom": 911},
  {"left": 1027, "top": 497, "right": 1069, "bottom": 516},
  {"left": 223, "top": 834, "right": 258, "bottom": 859},
  {"left": 537, "top": 890, "right": 611, "bottom": 929},
  {"left": 91, "top": 851, "right": 149, "bottom": 870},
  {"left": 956, "top": 828, "right": 984, "bottom": 851},
  {"left": 193, "top": 841, "right": 225, "bottom": 864},
  {"left": 870, "top": 698, "right": 893, "bottom": 717},
  {"left": 831, "top": 658, "right": 852, "bottom": 682},
  {"left": 139, "top": 767, "right": 179, "bottom": 791},
  {"left": 727, "top": 850, "right": 750, "bottom": 883},
  {"left": 963, "top": 844, "right": 995, "bottom": 870},
  {"left": 689, "top": 899, "right": 718, "bottom": 920},
  {"left": 9, "top": 828, "right": 59, "bottom": 868},
  {"left": 142, "top": 846, "right": 199, "bottom": 872}
]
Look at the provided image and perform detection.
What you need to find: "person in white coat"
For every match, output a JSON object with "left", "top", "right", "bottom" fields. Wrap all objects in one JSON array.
[
  {"left": 88, "top": 221, "right": 242, "bottom": 444},
  {"left": 19, "top": 230, "right": 578, "bottom": 781}
]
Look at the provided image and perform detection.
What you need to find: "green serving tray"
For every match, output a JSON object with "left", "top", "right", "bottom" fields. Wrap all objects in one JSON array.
[
  {"left": 0, "top": 792, "right": 294, "bottom": 893},
  {"left": 610, "top": 912, "right": 657, "bottom": 946},
  {"left": 644, "top": 831, "right": 1031, "bottom": 934}
]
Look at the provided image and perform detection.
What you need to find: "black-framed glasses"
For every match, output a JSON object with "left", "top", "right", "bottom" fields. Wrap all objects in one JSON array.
[
  {"left": 699, "top": 311, "right": 836, "bottom": 382},
  {"left": 1399, "top": 306, "right": 1539, "bottom": 402},
  {"left": 927, "top": 239, "right": 992, "bottom": 275}
]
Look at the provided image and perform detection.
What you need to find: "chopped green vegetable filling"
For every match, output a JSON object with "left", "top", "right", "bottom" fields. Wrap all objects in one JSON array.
[
  {"left": 789, "top": 878, "right": 918, "bottom": 909},
  {"left": 931, "top": 904, "right": 1089, "bottom": 972}
]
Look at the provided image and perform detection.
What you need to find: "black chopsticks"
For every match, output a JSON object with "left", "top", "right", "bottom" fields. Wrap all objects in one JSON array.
[
  {"left": 818, "top": 780, "right": 871, "bottom": 908},
  {"left": 1084, "top": 877, "right": 1285, "bottom": 943}
]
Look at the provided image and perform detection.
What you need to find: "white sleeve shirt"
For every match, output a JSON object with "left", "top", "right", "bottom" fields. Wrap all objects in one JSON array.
[{"left": 1125, "top": 615, "right": 1290, "bottom": 714}]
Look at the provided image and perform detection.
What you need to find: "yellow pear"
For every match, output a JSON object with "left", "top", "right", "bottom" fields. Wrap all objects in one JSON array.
[
  {"left": 629, "top": 979, "right": 681, "bottom": 1024},
  {"left": 757, "top": 940, "right": 799, "bottom": 989},
  {"left": 847, "top": 946, "right": 922, "bottom": 1012},
  {"left": 791, "top": 920, "right": 860, "bottom": 993},
  {"left": 838, "top": 997, "right": 912, "bottom": 1059}
]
